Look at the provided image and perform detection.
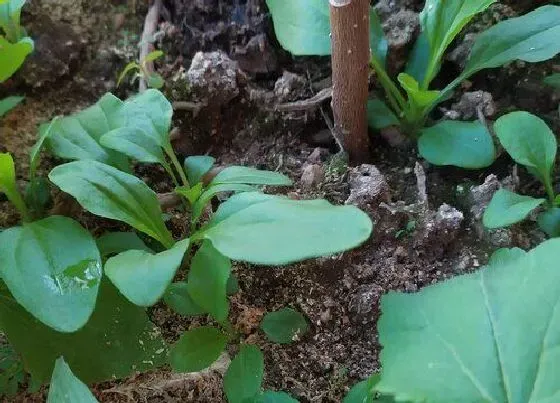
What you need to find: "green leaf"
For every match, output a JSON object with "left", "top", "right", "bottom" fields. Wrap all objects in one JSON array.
[
  {"left": 538, "top": 208, "right": 560, "bottom": 238},
  {"left": 370, "top": 8, "right": 388, "bottom": 68},
  {"left": 30, "top": 117, "right": 59, "bottom": 182},
  {"left": 0, "top": 36, "right": 33, "bottom": 82},
  {"left": 176, "top": 183, "right": 203, "bottom": 205},
  {"left": 261, "top": 308, "right": 308, "bottom": 344},
  {"left": 0, "top": 0, "right": 27, "bottom": 42},
  {"left": 96, "top": 231, "right": 152, "bottom": 258},
  {"left": 184, "top": 155, "right": 216, "bottom": 185},
  {"left": 397, "top": 73, "right": 440, "bottom": 109},
  {"left": 367, "top": 99, "right": 399, "bottom": 130},
  {"left": 494, "top": 111, "right": 557, "bottom": 184},
  {"left": 488, "top": 247, "right": 526, "bottom": 266},
  {"left": 47, "top": 358, "right": 98, "bottom": 403},
  {"left": 49, "top": 160, "right": 174, "bottom": 248},
  {"left": 143, "top": 50, "right": 164, "bottom": 63},
  {"left": 0, "top": 152, "right": 27, "bottom": 217},
  {"left": 226, "top": 274, "right": 239, "bottom": 296},
  {"left": 483, "top": 189, "right": 545, "bottom": 229},
  {"left": 343, "top": 374, "right": 390, "bottom": 403},
  {"left": 210, "top": 166, "right": 292, "bottom": 186},
  {"left": 260, "top": 391, "right": 299, "bottom": 403},
  {"left": 105, "top": 239, "right": 189, "bottom": 307},
  {"left": 265, "top": 0, "right": 331, "bottom": 56},
  {"left": 208, "top": 192, "right": 279, "bottom": 226},
  {"left": 169, "top": 326, "right": 228, "bottom": 373},
  {"left": 146, "top": 73, "right": 164, "bottom": 89},
  {"left": 187, "top": 241, "right": 231, "bottom": 322},
  {"left": 0, "top": 280, "right": 168, "bottom": 384},
  {"left": 100, "top": 126, "right": 167, "bottom": 165},
  {"left": 117, "top": 61, "right": 140, "bottom": 87},
  {"left": 0, "top": 95, "right": 23, "bottom": 117},
  {"left": 416, "top": 0, "right": 496, "bottom": 88},
  {"left": 0, "top": 216, "right": 101, "bottom": 332},
  {"left": 462, "top": 6, "right": 560, "bottom": 80},
  {"left": 418, "top": 120, "right": 496, "bottom": 169},
  {"left": 163, "top": 282, "right": 206, "bottom": 316},
  {"left": 200, "top": 198, "right": 373, "bottom": 265},
  {"left": 544, "top": 73, "right": 560, "bottom": 89},
  {"left": 405, "top": 32, "right": 430, "bottom": 84},
  {"left": 224, "top": 345, "right": 264, "bottom": 403},
  {"left": 377, "top": 238, "right": 560, "bottom": 402},
  {"left": 191, "top": 183, "right": 257, "bottom": 222}
]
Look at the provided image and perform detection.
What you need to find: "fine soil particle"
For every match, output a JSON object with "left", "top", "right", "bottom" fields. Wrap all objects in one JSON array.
[{"left": 2, "top": 0, "right": 559, "bottom": 402}]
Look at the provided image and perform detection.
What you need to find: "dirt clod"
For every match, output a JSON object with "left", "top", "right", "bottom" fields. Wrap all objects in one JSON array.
[
  {"left": 345, "top": 164, "right": 390, "bottom": 212},
  {"left": 451, "top": 90, "right": 497, "bottom": 120},
  {"left": 301, "top": 164, "right": 326, "bottom": 189}
]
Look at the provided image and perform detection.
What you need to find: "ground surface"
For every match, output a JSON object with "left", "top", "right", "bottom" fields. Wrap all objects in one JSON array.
[{"left": 1, "top": 0, "right": 560, "bottom": 402}]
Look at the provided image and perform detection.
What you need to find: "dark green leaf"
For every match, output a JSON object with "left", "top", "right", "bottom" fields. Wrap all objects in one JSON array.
[
  {"left": 0, "top": 280, "right": 168, "bottom": 384},
  {"left": 24, "top": 176, "right": 51, "bottom": 217},
  {"left": 483, "top": 189, "right": 545, "bottom": 229},
  {"left": 188, "top": 241, "right": 231, "bottom": 322},
  {"left": 544, "top": 73, "right": 560, "bottom": 89},
  {"left": 261, "top": 308, "right": 308, "bottom": 344},
  {"left": 200, "top": 198, "right": 373, "bottom": 265},
  {"left": 538, "top": 208, "right": 560, "bottom": 237},
  {"left": 105, "top": 239, "right": 189, "bottom": 306},
  {"left": 96, "top": 231, "right": 152, "bottom": 258},
  {"left": 163, "top": 282, "right": 206, "bottom": 316},
  {"left": 169, "top": 326, "right": 228, "bottom": 373},
  {"left": 47, "top": 358, "right": 98, "bottom": 403},
  {"left": 418, "top": 120, "right": 495, "bottom": 168},
  {"left": 367, "top": 99, "right": 399, "bottom": 130},
  {"left": 100, "top": 126, "right": 167, "bottom": 165},
  {"left": 191, "top": 183, "right": 257, "bottom": 222},
  {"left": 0, "top": 216, "right": 101, "bottom": 332},
  {"left": 210, "top": 166, "right": 292, "bottom": 186},
  {"left": 30, "top": 117, "right": 59, "bottom": 180},
  {"left": 0, "top": 95, "right": 23, "bottom": 117},
  {"left": 49, "top": 160, "right": 174, "bottom": 248},
  {"left": 224, "top": 345, "right": 264, "bottom": 403},
  {"left": 226, "top": 274, "right": 239, "bottom": 296},
  {"left": 184, "top": 155, "right": 216, "bottom": 185}
]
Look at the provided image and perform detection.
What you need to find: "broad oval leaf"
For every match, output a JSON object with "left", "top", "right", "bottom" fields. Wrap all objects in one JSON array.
[
  {"left": 265, "top": 0, "right": 331, "bottom": 56},
  {"left": 494, "top": 111, "right": 556, "bottom": 183},
  {"left": 261, "top": 308, "right": 309, "bottom": 344},
  {"left": 367, "top": 99, "right": 399, "bottom": 130},
  {"left": 47, "top": 358, "right": 98, "bottom": 403},
  {"left": 169, "top": 326, "right": 228, "bottom": 373},
  {"left": 209, "top": 192, "right": 279, "bottom": 226},
  {"left": 100, "top": 126, "right": 166, "bottom": 165},
  {"left": 0, "top": 95, "right": 24, "bottom": 117},
  {"left": 199, "top": 198, "right": 373, "bottom": 265},
  {"left": 488, "top": 247, "right": 526, "bottom": 267},
  {"left": 0, "top": 280, "right": 168, "bottom": 384},
  {"left": 224, "top": 345, "right": 264, "bottom": 403},
  {"left": 184, "top": 155, "right": 216, "bottom": 185},
  {"left": 418, "top": 120, "right": 496, "bottom": 169},
  {"left": 191, "top": 183, "right": 257, "bottom": 222},
  {"left": 0, "top": 36, "right": 33, "bottom": 82},
  {"left": 210, "top": 166, "right": 292, "bottom": 187},
  {"left": 187, "top": 241, "right": 231, "bottom": 322},
  {"left": 537, "top": 208, "right": 560, "bottom": 238},
  {"left": 49, "top": 160, "right": 174, "bottom": 248},
  {"left": 0, "top": 216, "right": 101, "bottom": 332},
  {"left": 105, "top": 239, "right": 189, "bottom": 307},
  {"left": 463, "top": 6, "right": 560, "bottom": 79},
  {"left": 163, "top": 282, "right": 206, "bottom": 317},
  {"left": 377, "top": 238, "right": 560, "bottom": 402},
  {"left": 483, "top": 189, "right": 545, "bottom": 229}
]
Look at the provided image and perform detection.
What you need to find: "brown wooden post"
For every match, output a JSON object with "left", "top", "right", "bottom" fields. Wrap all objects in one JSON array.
[{"left": 329, "top": 0, "right": 370, "bottom": 164}]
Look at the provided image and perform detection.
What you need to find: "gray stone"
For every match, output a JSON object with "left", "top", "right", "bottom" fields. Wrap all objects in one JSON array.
[
  {"left": 301, "top": 164, "right": 325, "bottom": 189},
  {"left": 451, "top": 91, "right": 496, "bottom": 120},
  {"left": 187, "top": 51, "right": 239, "bottom": 106},
  {"left": 346, "top": 164, "right": 390, "bottom": 209}
]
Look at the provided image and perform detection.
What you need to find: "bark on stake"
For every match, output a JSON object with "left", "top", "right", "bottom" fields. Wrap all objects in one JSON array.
[{"left": 329, "top": 0, "right": 370, "bottom": 164}]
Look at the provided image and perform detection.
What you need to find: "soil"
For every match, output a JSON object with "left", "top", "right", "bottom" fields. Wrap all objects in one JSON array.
[{"left": 1, "top": 0, "right": 559, "bottom": 402}]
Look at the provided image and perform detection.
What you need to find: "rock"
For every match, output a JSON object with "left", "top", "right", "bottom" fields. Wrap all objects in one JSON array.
[
  {"left": 273, "top": 71, "right": 307, "bottom": 103},
  {"left": 415, "top": 204, "right": 464, "bottom": 252},
  {"left": 348, "top": 284, "right": 384, "bottom": 324},
  {"left": 374, "top": 0, "right": 417, "bottom": 18},
  {"left": 232, "top": 34, "right": 278, "bottom": 75},
  {"left": 301, "top": 164, "right": 325, "bottom": 189},
  {"left": 307, "top": 147, "right": 329, "bottom": 164},
  {"left": 382, "top": 10, "right": 419, "bottom": 72},
  {"left": 345, "top": 164, "right": 390, "bottom": 210},
  {"left": 447, "top": 33, "right": 477, "bottom": 69},
  {"left": 451, "top": 91, "right": 496, "bottom": 120},
  {"left": 467, "top": 174, "right": 501, "bottom": 221},
  {"left": 186, "top": 51, "right": 240, "bottom": 106}
]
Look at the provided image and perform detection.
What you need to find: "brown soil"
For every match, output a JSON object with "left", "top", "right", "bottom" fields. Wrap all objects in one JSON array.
[{"left": 1, "top": 1, "right": 559, "bottom": 402}]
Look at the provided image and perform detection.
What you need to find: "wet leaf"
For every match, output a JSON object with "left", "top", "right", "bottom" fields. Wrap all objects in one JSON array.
[{"left": 169, "top": 326, "right": 227, "bottom": 373}]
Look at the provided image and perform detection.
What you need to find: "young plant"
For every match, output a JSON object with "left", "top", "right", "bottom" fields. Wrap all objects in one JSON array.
[
  {"left": 0, "top": 89, "right": 373, "bottom": 398},
  {"left": 266, "top": 1, "right": 560, "bottom": 169},
  {"left": 482, "top": 111, "right": 560, "bottom": 237},
  {"left": 117, "top": 49, "right": 165, "bottom": 89}
]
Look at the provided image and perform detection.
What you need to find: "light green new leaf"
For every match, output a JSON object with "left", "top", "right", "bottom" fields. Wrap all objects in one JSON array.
[
  {"left": 117, "top": 61, "right": 140, "bottom": 87},
  {"left": 210, "top": 166, "right": 292, "bottom": 186},
  {"left": 163, "top": 282, "right": 206, "bottom": 316},
  {"left": 265, "top": 0, "right": 331, "bottom": 56},
  {"left": 0, "top": 36, "right": 33, "bottom": 82},
  {"left": 0, "top": 95, "right": 23, "bottom": 117},
  {"left": 416, "top": 0, "right": 496, "bottom": 87},
  {"left": 170, "top": 326, "right": 228, "bottom": 373},
  {"left": 0, "top": 280, "right": 168, "bottom": 384},
  {"left": 200, "top": 198, "right": 373, "bottom": 265},
  {"left": 398, "top": 73, "right": 440, "bottom": 109},
  {"left": 191, "top": 183, "right": 257, "bottom": 222},
  {"left": 544, "top": 73, "right": 560, "bottom": 89},
  {"left": 0, "top": 0, "right": 27, "bottom": 42},
  {"left": 47, "top": 358, "right": 98, "bottom": 403},
  {"left": 105, "top": 239, "right": 189, "bottom": 307},
  {"left": 377, "top": 238, "right": 560, "bottom": 402},
  {"left": 538, "top": 208, "right": 560, "bottom": 238},
  {"left": 49, "top": 160, "right": 174, "bottom": 248},
  {"left": 483, "top": 189, "right": 545, "bottom": 229},
  {"left": 184, "top": 155, "right": 216, "bottom": 185},
  {"left": 462, "top": 6, "right": 560, "bottom": 80},
  {"left": 187, "top": 241, "right": 231, "bottom": 322},
  {"left": 0, "top": 152, "right": 27, "bottom": 216},
  {"left": 494, "top": 111, "right": 557, "bottom": 184},
  {"left": 419, "top": 120, "right": 495, "bottom": 169},
  {"left": 261, "top": 308, "right": 309, "bottom": 344},
  {"left": 176, "top": 183, "right": 203, "bottom": 205},
  {"left": 488, "top": 247, "right": 526, "bottom": 267},
  {"left": 100, "top": 126, "right": 167, "bottom": 165},
  {"left": 367, "top": 99, "right": 399, "bottom": 130},
  {"left": 224, "top": 345, "right": 264, "bottom": 403},
  {"left": 143, "top": 50, "right": 164, "bottom": 63},
  {"left": 0, "top": 216, "right": 101, "bottom": 332},
  {"left": 96, "top": 231, "right": 152, "bottom": 258}
]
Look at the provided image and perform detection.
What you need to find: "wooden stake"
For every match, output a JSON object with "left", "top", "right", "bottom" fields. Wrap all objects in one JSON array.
[{"left": 329, "top": 0, "right": 370, "bottom": 164}]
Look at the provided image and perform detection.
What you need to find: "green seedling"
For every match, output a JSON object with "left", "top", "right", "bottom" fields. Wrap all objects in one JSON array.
[
  {"left": 117, "top": 49, "right": 165, "bottom": 89},
  {"left": 0, "top": 89, "right": 373, "bottom": 399},
  {"left": 266, "top": 1, "right": 560, "bottom": 169},
  {"left": 482, "top": 111, "right": 560, "bottom": 237}
]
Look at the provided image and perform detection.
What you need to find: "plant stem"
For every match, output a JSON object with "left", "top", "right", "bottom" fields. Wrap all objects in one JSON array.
[
  {"left": 544, "top": 178, "right": 556, "bottom": 205},
  {"left": 164, "top": 143, "right": 190, "bottom": 188},
  {"left": 370, "top": 56, "right": 407, "bottom": 113},
  {"left": 162, "top": 161, "right": 179, "bottom": 187},
  {"left": 8, "top": 191, "right": 30, "bottom": 223}
]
